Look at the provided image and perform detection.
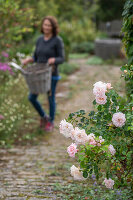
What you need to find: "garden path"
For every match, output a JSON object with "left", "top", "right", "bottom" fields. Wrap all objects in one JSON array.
[{"left": 0, "top": 59, "right": 123, "bottom": 200}]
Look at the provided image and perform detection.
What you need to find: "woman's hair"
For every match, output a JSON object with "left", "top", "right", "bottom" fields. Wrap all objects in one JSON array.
[{"left": 40, "top": 16, "right": 59, "bottom": 36}]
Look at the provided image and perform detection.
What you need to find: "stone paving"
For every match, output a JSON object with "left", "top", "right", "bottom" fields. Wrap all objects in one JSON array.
[
  {"left": 0, "top": 139, "right": 72, "bottom": 200},
  {"left": 0, "top": 59, "right": 122, "bottom": 200}
]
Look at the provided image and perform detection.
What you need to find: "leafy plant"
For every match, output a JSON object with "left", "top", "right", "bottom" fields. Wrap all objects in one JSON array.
[
  {"left": 86, "top": 56, "right": 104, "bottom": 65},
  {"left": 122, "top": 0, "right": 133, "bottom": 65},
  {"left": 121, "top": 0, "right": 133, "bottom": 102},
  {"left": 59, "top": 81, "right": 132, "bottom": 189},
  {"left": 59, "top": 62, "right": 80, "bottom": 75},
  {"left": 0, "top": 0, "right": 34, "bottom": 56},
  {"left": 71, "top": 41, "right": 94, "bottom": 54}
]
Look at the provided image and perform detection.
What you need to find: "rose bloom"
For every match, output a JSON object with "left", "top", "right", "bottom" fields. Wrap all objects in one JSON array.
[
  {"left": 86, "top": 134, "right": 97, "bottom": 146},
  {"left": 108, "top": 144, "right": 116, "bottom": 155},
  {"left": 59, "top": 119, "right": 73, "bottom": 138},
  {"left": 124, "top": 70, "right": 127, "bottom": 73},
  {"left": 89, "top": 133, "right": 95, "bottom": 138},
  {"left": 106, "top": 83, "right": 113, "bottom": 90},
  {"left": 93, "top": 81, "right": 107, "bottom": 96},
  {"left": 97, "top": 143, "right": 101, "bottom": 146},
  {"left": 89, "top": 138, "right": 97, "bottom": 146},
  {"left": 103, "top": 178, "right": 114, "bottom": 189},
  {"left": 72, "top": 127, "right": 88, "bottom": 145},
  {"left": 67, "top": 143, "right": 78, "bottom": 158},
  {"left": 70, "top": 165, "right": 85, "bottom": 180},
  {"left": 112, "top": 112, "right": 126, "bottom": 127},
  {"left": 99, "top": 136, "right": 105, "bottom": 144},
  {"left": 95, "top": 94, "right": 107, "bottom": 105}
]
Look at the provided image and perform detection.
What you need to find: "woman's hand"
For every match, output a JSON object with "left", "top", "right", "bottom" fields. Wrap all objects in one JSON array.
[
  {"left": 48, "top": 58, "right": 55, "bottom": 65},
  {"left": 21, "top": 58, "right": 34, "bottom": 65}
]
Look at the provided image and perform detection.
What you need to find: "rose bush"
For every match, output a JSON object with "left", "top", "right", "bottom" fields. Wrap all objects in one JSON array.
[{"left": 59, "top": 81, "right": 132, "bottom": 189}]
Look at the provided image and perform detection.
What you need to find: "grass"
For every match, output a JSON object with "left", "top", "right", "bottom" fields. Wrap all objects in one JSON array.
[
  {"left": 86, "top": 56, "right": 104, "bottom": 65},
  {"left": 59, "top": 62, "right": 80, "bottom": 75},
  {"left": 52, "top": 181, "right": 132, "bottom": 200},
  {"left": 86, "top": 55, "right": 126, "bottom": 66},
  {"left": 69, "top": 53, "right": 89, "bottom": 59}
]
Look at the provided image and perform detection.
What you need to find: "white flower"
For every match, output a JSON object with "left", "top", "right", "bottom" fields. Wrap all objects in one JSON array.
[
  {"left": 103, "top": 178, "right": 114, "bottom": 189},
  {"left": 87, "top": 133, "right": 97, "bottom": 146},
  {"left": 72, "top": 127, "right": 88, "bottom": 145},
  {"left": 89, "top": 133, "right": 95, "bottom": 138},
  {"left": 112, "top": 112, "right": 126, "bottom": 127},
  {"left": 99, "top": 136, "right": 104, "bottom": 143},
  {"left": 106, "top": 83, "right": 113, "bottom": 90},
  {"left": 67, "top": 143, "right": 78, "bottom": 158},
  {"left": 70, "top": 165, "right": 85, "bottom": 180},
  {"left": 95, "top": 94, "right": 107, "bottom": 105},
  {"left": 108, "top": 144, "right": 116, "bottom": 155},
  {"left": 93, "top": 81, "right": 107, "bottom": 96},
  {"left": 59, "top": 119, "right": 74, "bottom": 138}
]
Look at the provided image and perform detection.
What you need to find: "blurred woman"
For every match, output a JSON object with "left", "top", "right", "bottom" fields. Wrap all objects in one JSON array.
[{"left": 22, "top": 16, "right": 65, "bottom": 131}]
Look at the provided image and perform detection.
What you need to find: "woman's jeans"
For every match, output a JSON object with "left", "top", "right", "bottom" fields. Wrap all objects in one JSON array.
[{"left": 28, "top": 79, "right": 58, "bottom": 122}]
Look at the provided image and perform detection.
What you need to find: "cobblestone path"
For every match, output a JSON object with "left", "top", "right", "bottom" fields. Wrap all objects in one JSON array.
[{"left": 0, "top": 59, "right": 122, "bottom": 200}]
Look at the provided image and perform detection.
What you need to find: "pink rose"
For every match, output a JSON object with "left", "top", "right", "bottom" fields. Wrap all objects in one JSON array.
[
  {"left": 59, "top": 119, "right": 74, "bottom": 138},
  {"left": 96, "top": 95, "right": 107, "bottom": 105},
  {"left": 72, "top": 127, "right": 88, "bottom": 145},
  {"left": 106, "top": 83, "right": 113, "bottom": 90},
  {"left": 93, "top": 81, "right": 107, "bottom": 96},
  {"left": 89, "top": 138, "right": 97, "bottom": 146},
  {"left": 67, "top": 143, "right": 78, "bottom": 158},
  {"left": 97, "top": 143, "right": 101, "bottom": 146},
  {"left": 70, "top": 165, "right": 85, "bottom": 180},
  {"left": 112, "top": 112, "right": 126, "bottom": 127},
  {"left": 108, "top": 144, "right": 116, "bottom": 155},
  {"left": 103, "top": 178, "right": 114, "bottom": 189}
]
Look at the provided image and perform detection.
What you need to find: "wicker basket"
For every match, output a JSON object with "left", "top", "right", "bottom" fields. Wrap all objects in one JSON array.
[
  {"left": 10, "top": 62, "right": 52, "bottom": 94},
  {"left": 23, "top": 63, "right": 52, "bottom": 94}
]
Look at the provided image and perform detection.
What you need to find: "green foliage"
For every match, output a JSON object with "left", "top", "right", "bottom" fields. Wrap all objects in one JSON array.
[
  {"left": 69, "top": 53, "right": 89, "bottom": 59},
  {"left": 71, "top": 42, "right": 95, "bottom": 54},
  {"left": 121, "top": 64, "right": 133, "bottom": 101},
  {"left": 60, "top": 19, "right": 96, "bottom": 44},
  {"left": 53, "top": 181, "right": 132, "bottom": 200},
  {"left": 54, "top": 0, "right": 98, "bottom": 21},
  {"left": 0, "top": 0, "right": 34, "bottom": 56},
  {"left": 97, "top": 0, "right": 126, "bottom": 21},
  {"left": 121, "top": 0, "right": 133, "bottom": 102},
  {"left": 86, "top": 56, "right": 104, "bottom": 65},
  {"left": 0, "top": 75, "right": 32, "bottom": 146},
  {"left": 66, "top": 85, "right": 132, "bottom": 188},
  {"left": 122, "top": 0, "right": 133, "bottom": 65},
  {"left": 59, "top": 32, "right": 70, "bottom": 61},
  {"left": 59, "top": 62, "right": 80, "bottom": 75},
  {"left": 0, "top": 0, "right": 98, "bottom": 61}
]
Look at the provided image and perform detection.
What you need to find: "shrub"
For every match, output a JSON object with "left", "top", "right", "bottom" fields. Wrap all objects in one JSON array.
[
  {"left": 60, "top": 19, "right": 96, "bottom": 44},
  {"left": 71, "top": 42, "right": 94, "bottom": 54},
  {"left": 69, "top": 53, "right": 89, "bottom": 59},
  {"left": 0, "top": 75, "right": 32, "bottom": 146},
  {"left": 86, "top": 56, "right": 104, "bottom": 65},
  {"left": 122, "top": 0, "right": 133, "bottom": 102},
  {"left": 59, "top": 81, "right": 132, "bottom": 189},
  {"left": 59, "top": 62, "right": 80, "bottom": 75}
]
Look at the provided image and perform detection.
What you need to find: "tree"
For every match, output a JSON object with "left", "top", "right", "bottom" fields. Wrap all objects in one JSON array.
[
  {"left": 0, "top": 0, "right": 34, "bottom": 56},
  {"left": 97, "top": 0, "right": 126, "bottom": 21}
]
